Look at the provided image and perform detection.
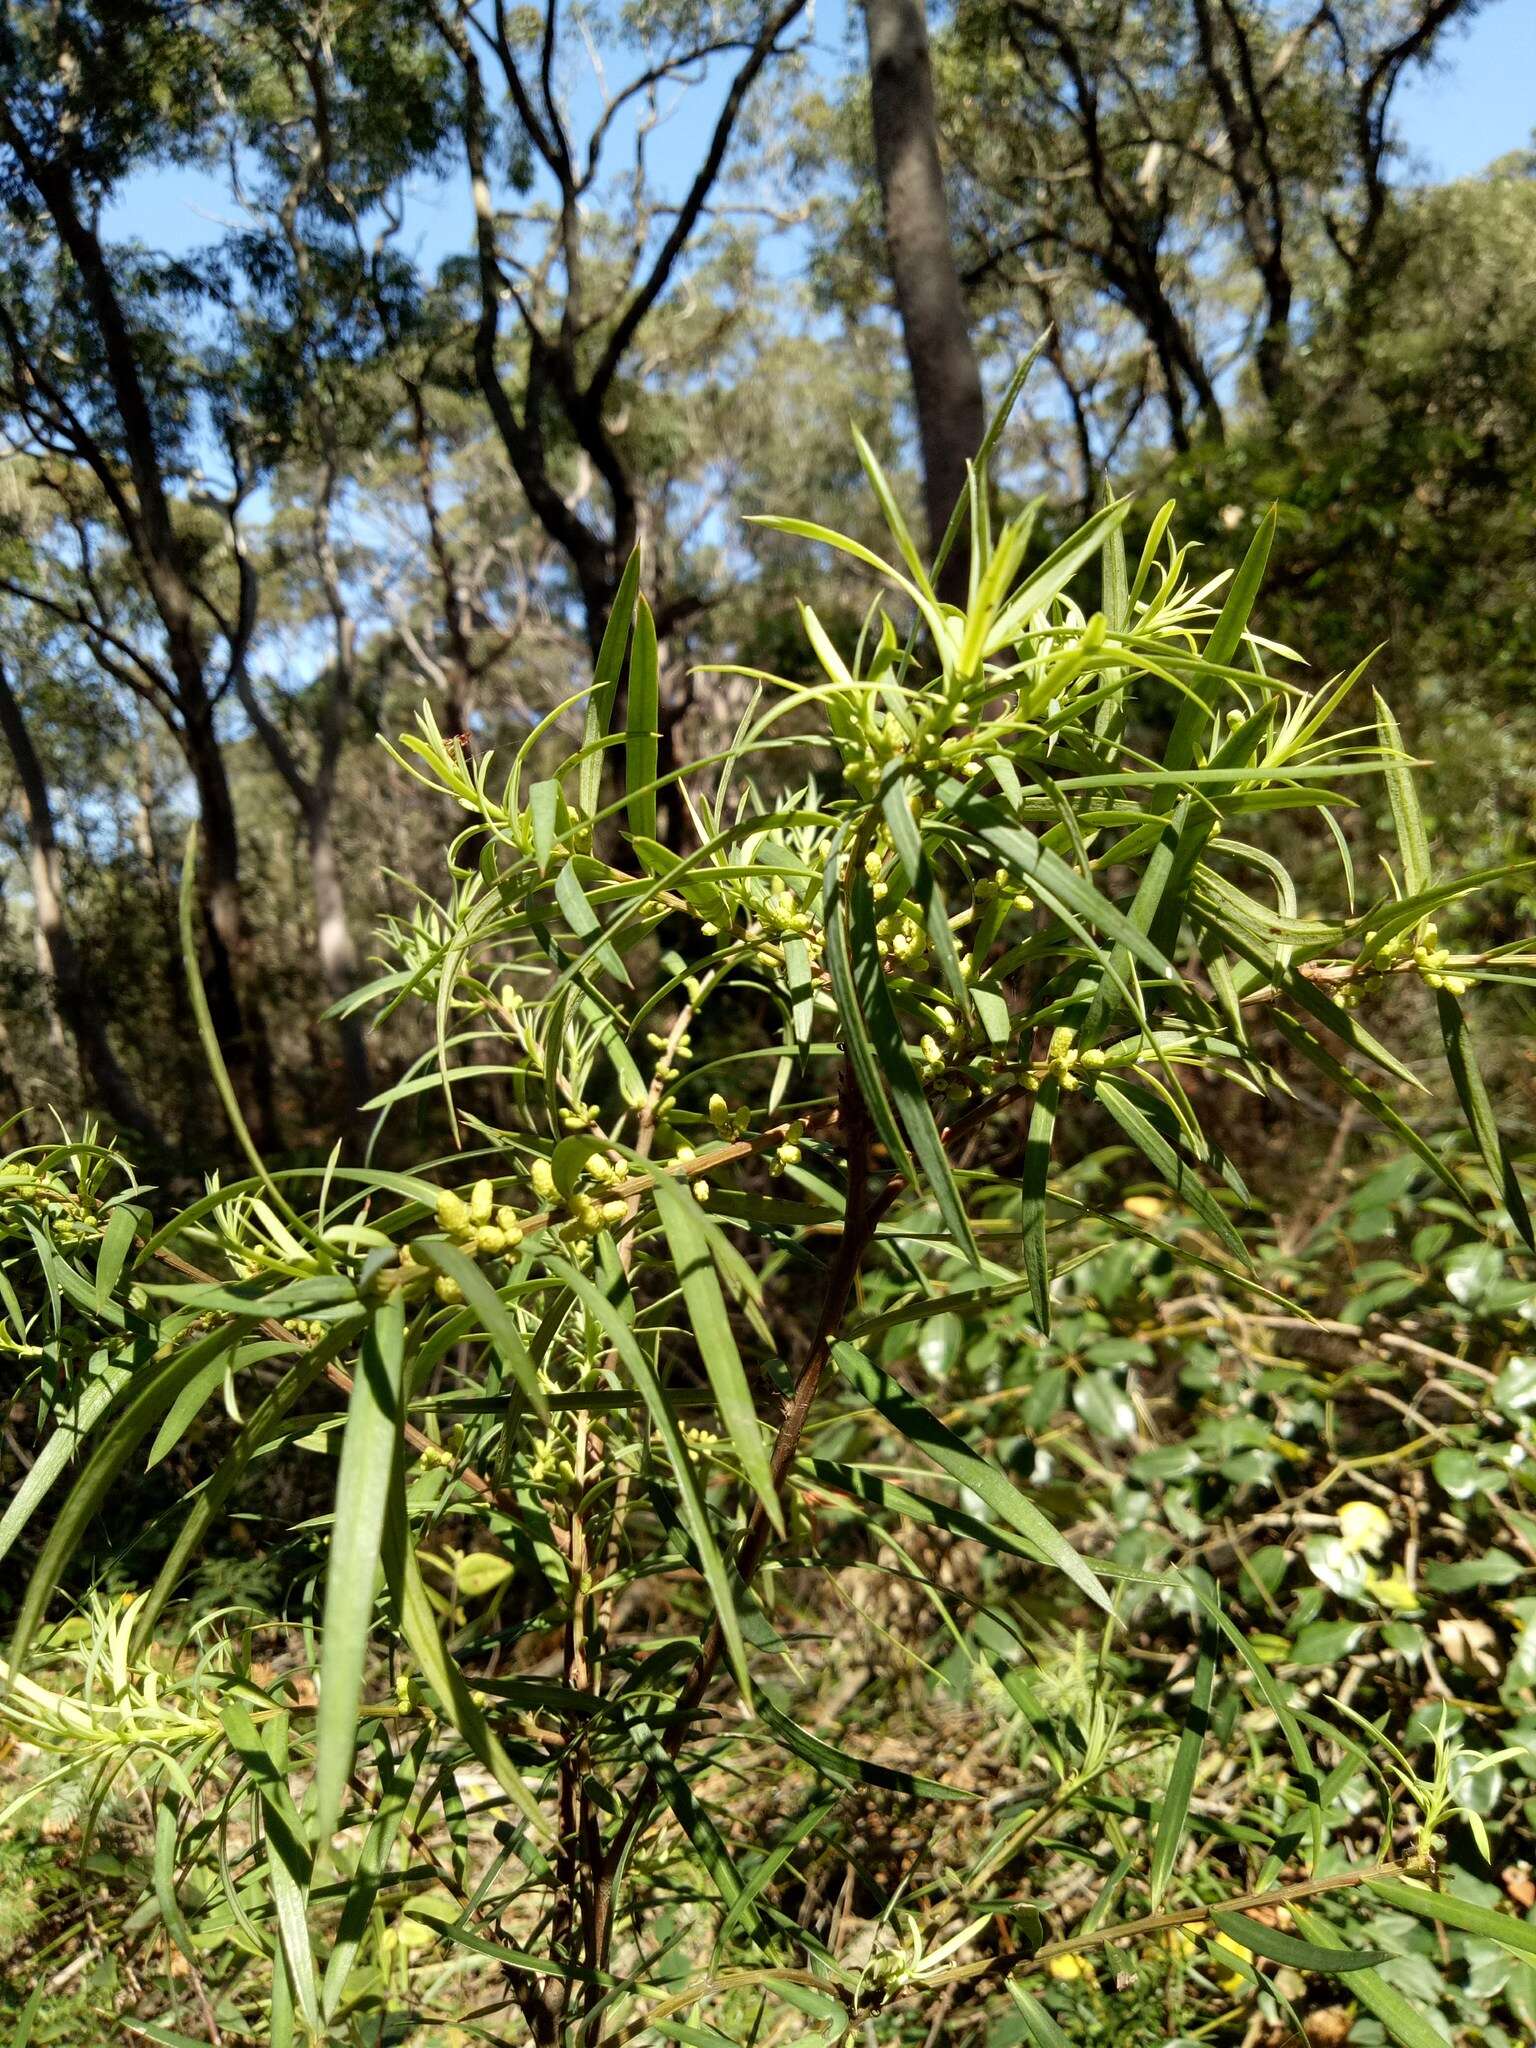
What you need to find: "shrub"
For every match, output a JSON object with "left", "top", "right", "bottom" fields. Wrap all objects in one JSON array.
[{"left": 3, "top": 387, "right": 1534, "bottom": 2045}]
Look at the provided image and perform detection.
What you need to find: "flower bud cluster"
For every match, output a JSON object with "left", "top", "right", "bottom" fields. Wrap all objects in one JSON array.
[
  {"left": 530, "top": 1153, "right": 632, "bottom": 1245},
  {"left": 1342, "top": 921, "right": 1471, "bottom": 1007},
  {"left": 708, "top": 1093, "right": 750, "bottom": 1141},
  {"left": 773, "top": 1121, "right": 806, "bottom": 1170}
]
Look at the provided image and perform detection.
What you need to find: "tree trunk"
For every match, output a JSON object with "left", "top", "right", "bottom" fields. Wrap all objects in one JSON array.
[
  {"left": 180, "top": 708, "right": 277, "bottom": 1147},
  {"left": 305, "top": 793, "right": 371, "bottom": 1110},
  {"left": 863, "top": 0, "right": 986, "bottom": 604},
  {"left": 0, "top": 662, "right": 163, "bottom": 1147}
]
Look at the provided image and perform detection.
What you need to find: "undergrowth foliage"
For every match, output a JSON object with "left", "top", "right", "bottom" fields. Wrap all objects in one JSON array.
[{"left": 4, "top": 363, "right": 1536, "bottom": 2046}]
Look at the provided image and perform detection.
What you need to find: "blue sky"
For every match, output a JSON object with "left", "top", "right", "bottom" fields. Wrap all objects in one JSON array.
[
  {"left": 1392, "top": 1, "right": 1533, "bottom": 180},
  {"left": 108, "top": 0, "right": 1534, "bottom": 267}
]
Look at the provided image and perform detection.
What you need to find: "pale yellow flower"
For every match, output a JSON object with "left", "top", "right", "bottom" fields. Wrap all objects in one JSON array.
[
  {"left": 1337, "top": 1500, "right": 1391, "bottom": 1557},
  {"left": 1366, "top": 1567, "right": 1421, "bottom": 1612},
  {"left": 1046, "top": 1952, "right": 1095, "bottom": 1983}
]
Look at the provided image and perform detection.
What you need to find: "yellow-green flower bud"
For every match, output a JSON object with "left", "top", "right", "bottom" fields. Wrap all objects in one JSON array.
[
  {"left": 529, "top": 1158, "right": 555, "bottom": 1203},
  {"left": 436, "top": 1190, "right": 471, "bottom": 1236},
  {"left": 470, "top": 1178, "right": 494, "bottom": 1224},
  {"left": 475, "top": 1225, "right": 506, "bottom": 1257}
]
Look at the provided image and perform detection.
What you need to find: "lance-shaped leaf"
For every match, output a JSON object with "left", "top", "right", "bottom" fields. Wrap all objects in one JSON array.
[
  {"left": 579, "top": 547, "right": 641, "bottom": 817},
  {"left": 380, "top": 1458, "right": 552, "bottom": 1848},
  {"left": 1290, "top": 1905, "right": 1446, "bottom": 2048},
  {"left": 545, "top": 1254, "right": 755, "bottom": 1700},
  {"left": 625, "top": 595, "right": 660, "bottom": 843},
  {"left": 1365, "top": 1876, "right": 1536, "bottom": 1962},
  {"left": 1148, "top": 1623, "right": 1215, "bottom": 1905},
  {"left": 650, "top": 1167, "right": 781, "bottom": 1532},
  {"left": 758, "top": 1694, "right": 973, "bottom": 1801},
  {"left": 5, "top": 1318, "right": 253, "bottom": 1681},
  {"left": 313, "top": 1292, "right": 406, "bottom": 1849},
  {"left": 1437, "top": 990, "right": 1534, "bottom": 1248},
  {"left": 1210, "top": 1908, "right": 1391, "bottom": 1974},
  {"left": 1093, "top": 1077, "right": 1248, "bottom": 1262},
  {"left": 830, "top": 1341, "right": 1109, "bottom": 1613},
  {"left": 1374, "top": 691, "right": 1432, "bottom": 898},
  {"left": 412, "top": 1238, "right": 548, "bottom": 1420},
  {"left": 1020, "top": 1080, "right": 1059, "bottom": 1337},
  {"left": 845, "top": 864, "right": 978, "bottom": 1262}
]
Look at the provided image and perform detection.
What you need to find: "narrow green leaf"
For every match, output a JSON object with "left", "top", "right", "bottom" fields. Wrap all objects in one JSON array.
[
  {"left": 323, "top": 1732, "right": 428, "bottom": 2017},
  {"left": 996, "top": 496, "right": 1133, "bottom": 640},
  {"left": 555, "top": 862, "right": 631, "bottom": 986},
  {"left": 1148, "top": 1626, "right": 1215, "bottom": 1905},
  {"left": 178, "top": 824, "right": 305, "bottom": 1229},
  {"left": 758, "top": 1695, "right": 972, "bottom": 1801},
  {"left": 1020, "top": 1081, "right": 1058, "bottom": 1337},
  {"left": 1093, "top": 1077, "right": 1248, "bottom": 1261},
  {"left": 880, "top": 772, "right": 970, "bottom": 1012},
  {"left": 580, "top": 547, "right": 641, "bottom": 818},
  {"left": 221, "top": 1698, "right": 319, "bottom": 2035},
  {"left": 313, "top": 1293, "right": 406, "bottom": 1849},
  {"left": 625, "top": 595, "right": 660, "bottom": 844},
  {"left": 952, "top": 792, "right": 1175, "bottom": 980},
  {"left": 1007, "top": 1978, "right": 1072, "bottom": 2048},
  {"left": 650, "top": 1169, "right": 781, "bottom": 1533},
  {"left": 153, "top": 1800, "right": 199, "bottom": 1962},
  {"left": 379, "top": 1460, "right": 552, "bottom": 1847},
  {"left": 1267, "top": 1009, "right": 1471, "bottom": 1213},
  {"left": 8, "top": 1987, "right": 44, "bottom": 2048},
  {"left": 1166, "top": 507, "right": 1276, "bottom": 767},
  {"left": 1211, "top": 1908, "right": 1390, "bottom": 1975},
  {"left": 1437, "top": 991, "right": 1534, "bottom": 1248},
  {"left": 545, "top": 1255, "right": 755, "bottom": 1701},
  {"left": 1374, "top": 692, "right": 1432, "bottom": 897},
  {"left": 846, "top": 867, "right": 978, "bottom": 1263},
  {"left": 821, "top": 847, "right": 916, "bottom": 1186},
  {"left": 1290, "top": 1904, "right": 1447, "bottom": 2048},
  {"left": 929, "top": 332, "right": 1050, "bottom": 582},
  {"left": 412, "top": 1238, "right": 548, "bottom": 1420},
  {"left": 714, "top": 1797, "right": 837, "bottom": 1960},
  {"left": 530, "top": 778, "right": 559, "bottom": 875},
  {"left": 829, "top": 1341, "right": 1109, "bottom": 1613},
  {"left": 1365, "top": 1876, "right": 1536, "bottom": 1961},
  {"left": 94, "top": 1206, "right": 137, "bottom": 1309},
  {"left": 6, "top": 1320, "right": 251, "bottom": 1680},
  {"left": 0, "top": 1352, "right": 133, "bottom": 1567}
]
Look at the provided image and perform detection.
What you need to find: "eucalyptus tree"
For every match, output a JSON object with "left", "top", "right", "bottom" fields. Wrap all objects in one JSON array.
[
  {"left": 0, "top": 0, "right": 280, "bottom": 1133},
  {"left": 862, "top": 0, "right": 985, "bottom": 603},
  {"left": 824, "top": 0, "right": 1484, "bottom": 474},
  {"left": 0, "top": 633, "right": 162, "bottom": 1144},
  {"left": 424, "top": 0, "right": 815, "bottom": 658}
]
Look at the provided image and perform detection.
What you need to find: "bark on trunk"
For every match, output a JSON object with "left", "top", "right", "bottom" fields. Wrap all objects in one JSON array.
[
  {"left": 864, "top": 0, "right": 986, "bottom": 604},
  {"left": 181, "top": 710, "right": 277, "bottom": 1147},
  {"left": 0, "top": 663, "right": 162, "bottom": 1147},
  {"left": 306, "top": 795, "right": 371, "bottom": 1109}
]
